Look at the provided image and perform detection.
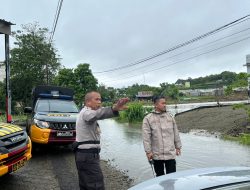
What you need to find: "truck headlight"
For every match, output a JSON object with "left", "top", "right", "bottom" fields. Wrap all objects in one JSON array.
[{"left": 34, "top": 119, "right": 49, "bottom": 129}]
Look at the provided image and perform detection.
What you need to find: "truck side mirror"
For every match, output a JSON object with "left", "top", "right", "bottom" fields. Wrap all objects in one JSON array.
[{"left": 24, "top": 107, "right": 32, "bottom": 113}]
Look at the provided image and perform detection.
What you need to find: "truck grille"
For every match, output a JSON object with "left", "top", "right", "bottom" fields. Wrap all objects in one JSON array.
[
  {"left": 0, "top": 131, "right": 28, "bottom": 154},
  {"left": 0, "top": 146, "right": 27, "bottom": 165},
  {"left": 49, "top": 122, "right": 75, "bottom": 130}
]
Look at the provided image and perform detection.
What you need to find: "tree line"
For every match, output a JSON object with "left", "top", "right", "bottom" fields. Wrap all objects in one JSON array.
[
  {"left": 176, "top": 71, "right": 247, "bottom": 89},
  {"left": 0, "top": 23, "right": 247, "bottom": 113}
]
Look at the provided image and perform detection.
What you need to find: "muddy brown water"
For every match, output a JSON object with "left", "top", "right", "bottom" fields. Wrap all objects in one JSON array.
[{"left": 99, "top": 117, "right": 250, "bottom": 186}]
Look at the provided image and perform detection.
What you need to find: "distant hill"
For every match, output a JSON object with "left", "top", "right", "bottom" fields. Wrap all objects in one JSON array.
[{"left": 175, "top": 71, "right": 246, "bottom": 89}]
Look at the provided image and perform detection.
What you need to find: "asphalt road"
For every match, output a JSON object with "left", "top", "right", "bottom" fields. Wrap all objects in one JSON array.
[
  {"left": 0, "top": 144, "right": 133, "bottom": 190},
  {"left": 0, "top": 145, "right": 80, "bottom": 190}
]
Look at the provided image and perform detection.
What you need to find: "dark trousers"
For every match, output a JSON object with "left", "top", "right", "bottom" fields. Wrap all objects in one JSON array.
[
  {"left": 75, "top": 151, "right": 104, "bottom": 190},
  {"left": 153, "top": 159, "right": 176, "bottom": 177}
]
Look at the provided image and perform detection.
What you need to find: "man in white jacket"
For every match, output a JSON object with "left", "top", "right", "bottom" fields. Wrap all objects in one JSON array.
[{"left": 142, "top": 96, "right": 182, "bottom": 177}]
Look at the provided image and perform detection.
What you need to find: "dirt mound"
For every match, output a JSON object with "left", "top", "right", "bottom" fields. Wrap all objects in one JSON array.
[{"left": 175, "top": 105, "right": 249, "bottom": 136}]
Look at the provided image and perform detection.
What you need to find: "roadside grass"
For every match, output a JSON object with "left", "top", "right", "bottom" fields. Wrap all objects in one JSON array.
[{"left": 0, "top": 114, "right": 27, "bottom": 124}]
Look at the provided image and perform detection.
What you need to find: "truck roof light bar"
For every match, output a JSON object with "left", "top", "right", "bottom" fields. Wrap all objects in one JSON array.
[{"left": 38, "top": 93, "right": 73, "bottom": 100}]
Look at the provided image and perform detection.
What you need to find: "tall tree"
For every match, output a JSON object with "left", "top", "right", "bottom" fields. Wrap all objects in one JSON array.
[
  {"left": 97, "top": 84, "right": 110, "bottom": 102},
  {"left": 10, "top": 23, "right": 61, "bottom": 108},
  {"left": 160, "top": 82, "right": 179, "bottom": 101},
  {"left": 54, "top": 63, "right": 98, "bottom": 105},
  {"left": 97, "top": 85, "right": 117, "bottom": 102},
  {"left": 53, "top": 68, "right": 75, "bottom": 89},
  {"left": 74, "top": 64, "right": 98, "bottom": 105}
]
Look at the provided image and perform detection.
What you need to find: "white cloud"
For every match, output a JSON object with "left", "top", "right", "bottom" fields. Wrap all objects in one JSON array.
[{"left": 1, "top": 0, "right": 250, "bottom": 88}]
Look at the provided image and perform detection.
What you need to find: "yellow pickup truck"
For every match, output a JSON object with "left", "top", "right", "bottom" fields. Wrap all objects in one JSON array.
[{"left": 0, "top": 122, "right": 32, "bottom": 176}]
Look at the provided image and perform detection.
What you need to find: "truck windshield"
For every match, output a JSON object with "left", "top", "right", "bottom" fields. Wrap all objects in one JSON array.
[{"left": 35, "top": 99, "right": 79, "bottom": 113}]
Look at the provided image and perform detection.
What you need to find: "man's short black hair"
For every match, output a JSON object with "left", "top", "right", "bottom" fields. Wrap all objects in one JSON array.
[{"left": 152, "top": 95, "right": 165, "bottom": 104}]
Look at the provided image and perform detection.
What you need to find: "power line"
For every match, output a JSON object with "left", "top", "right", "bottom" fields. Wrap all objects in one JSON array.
[
  {"left": 101, "top": 35, "right": 250, "bottom": 84},
  {"left": 94, "top": 14, "right": 250, "bottom": 74},
  {"left": 49, "top": 0, "right": 63, "bottom": 42},
  {"left": 97, "top": 27, "right": 250, "bottom": 80}
]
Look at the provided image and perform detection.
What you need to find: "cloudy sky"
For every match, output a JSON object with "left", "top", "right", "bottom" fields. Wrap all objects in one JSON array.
[{"left": 1, "top": 0, "right": 250, "bottom": 88}]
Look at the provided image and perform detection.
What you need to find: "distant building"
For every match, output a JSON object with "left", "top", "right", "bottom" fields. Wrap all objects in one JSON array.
[
  {"left": 245, "top": 54, "right": 250, "bottom": 74},
  {"left": 214, "top": 88, "right": 224, "bottom": 96},
  {"left": 136, "top": 91, "right": 153, "bottom": 100},
  {"left": 175, "top": 82, "right": 184, "bottom": 87},
  {"left": 189, "top": 89, "right": 201, "bottom": 96},
  {"left": 185, "top": 81, "right": 190, "bottom": 88},
  {"left": 179, "top": 88, "right": 224, "bottom": 97},
  {"left": 233, "top": 87, "right": 248, "bottom": 93}
]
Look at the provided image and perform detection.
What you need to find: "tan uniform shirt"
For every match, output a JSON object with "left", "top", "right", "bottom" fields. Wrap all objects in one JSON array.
[
  {"left": 142, "top": 111, "right": 182, "bottom": 160},
  {"left": 76, "top": 106, "right": 118, "bottom": 149}
]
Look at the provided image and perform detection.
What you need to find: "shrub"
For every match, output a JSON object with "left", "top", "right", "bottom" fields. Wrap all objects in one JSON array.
[{"left": 124, "top": 103, "right": 145, "bottom": 122}]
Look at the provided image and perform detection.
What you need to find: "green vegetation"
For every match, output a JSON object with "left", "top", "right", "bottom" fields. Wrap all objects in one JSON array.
[
  {"left": 2, "top": 22, "right": 248, "bottom": 115},
  {"left": 124, "top": 102, "right": 144, "bottom": 122},
  {"left": 223, "top": 134, "right": 250, "bottom": 145},
  {"left": 97, "top": 85, "right": 116, "bottom": 102},
  {"left": 0, "top": 114, "right": 26, "bottom": 123},
  {"left": 117, "top": 102, "right": 153, "bottom": 123},
  {"left": 10, "top": 23, "right": 61, "bottom": 109},
  {"left": 160, "top": 82, "right": 179, "bottom": 101},
  {"left": 7, "top": 23, "right": 98, "bottom": 111},
  {"left": 54, "top": 64, "right": 98, "bottom": 105},
  {"left": 176, "top": 71, "right": 247, "bottom": 89},
  {"left": 102, "top": 102, "right": 113, "bottom": 107}
]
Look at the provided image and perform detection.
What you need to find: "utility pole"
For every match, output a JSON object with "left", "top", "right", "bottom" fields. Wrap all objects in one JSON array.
[
  {"left": 243, "top": 54, "right": 250, "bottom": 102},
  {"left": 0, "top": 19, "right": 14, "bottom": 123}
]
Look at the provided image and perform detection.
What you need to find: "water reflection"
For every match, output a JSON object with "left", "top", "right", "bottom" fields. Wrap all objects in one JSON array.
[{"left": 99, "top": 119, "right": 250, "bottom": 185}]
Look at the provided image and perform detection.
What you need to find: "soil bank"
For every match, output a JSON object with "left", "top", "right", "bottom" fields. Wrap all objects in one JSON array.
[
  {"left": 101, "top": 160, "right": 133, "bottom": 190},
  {"left": 175, "top": 105, "right": 249, "bottom": 136}
]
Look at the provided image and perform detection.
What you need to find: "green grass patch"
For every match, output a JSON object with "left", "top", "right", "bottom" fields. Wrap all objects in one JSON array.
[
  {"left": 0, "top": 114, "right": 27, "bottom": 123},
  {"left": 117, "top": 103, "right": 153, "bottom": 123},
  {"left": 223, "top": 133, "right": 250, "bottom": 146}
]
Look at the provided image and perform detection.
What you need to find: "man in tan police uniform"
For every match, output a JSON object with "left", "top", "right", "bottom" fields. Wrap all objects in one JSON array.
[
  {"left": 142, "top": 96, "right": 182, "bottom": 177},
  {"left": 75, "top": 91, "right": 129, "bottom": 190}
]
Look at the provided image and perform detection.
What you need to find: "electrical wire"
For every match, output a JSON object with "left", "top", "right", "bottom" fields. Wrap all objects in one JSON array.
[
  {"left": 49, "top": 0, "right": 63, "bottom": 42},
  {"left": 96, "top": 27, "right": 250, "bottom": 80},
  {"left": 101, "top": 35, "right": 250, "bottom": 84},
  {"left": 93, "top": 14, "right": 250, "bottom": 74}
]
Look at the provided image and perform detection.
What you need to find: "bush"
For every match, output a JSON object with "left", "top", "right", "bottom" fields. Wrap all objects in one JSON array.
[
  {"left": 239, "top": 133, "right": 250, "bottom": 145},
  {"left": 102, "top": 101, "right": 113, "bottom": 107},
  {"left": 117, "top": 103, "right": 153, "bottom": 123}
]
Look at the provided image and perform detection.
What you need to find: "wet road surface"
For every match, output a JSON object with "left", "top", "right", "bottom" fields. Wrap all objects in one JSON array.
[{"left": 0, "top": 145, "right": 79, "bottom": 190}]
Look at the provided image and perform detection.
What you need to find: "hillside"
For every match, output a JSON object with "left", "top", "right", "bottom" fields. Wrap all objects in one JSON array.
[{"left": 175, "top": 71, "right": 247, "bottom": 89}]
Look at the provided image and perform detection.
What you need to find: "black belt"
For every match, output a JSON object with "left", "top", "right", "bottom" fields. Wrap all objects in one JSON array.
[
  {"left": 72, "top": 140, "right": 100, "bottom": 152},
  {"left": 76, "top": 148, "right": 101, "bottom": 154},
  {"left": 78, "top": 140, "right": 100, "bottom": 144}
]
